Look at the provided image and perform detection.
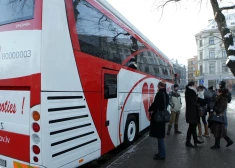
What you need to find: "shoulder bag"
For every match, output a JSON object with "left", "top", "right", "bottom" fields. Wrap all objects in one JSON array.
[
  {"left": 208, "top": 113, "right": 224, "bottom": 124},
  {"left": 154, "top": 93, "right": 170, "bottom": 123}
]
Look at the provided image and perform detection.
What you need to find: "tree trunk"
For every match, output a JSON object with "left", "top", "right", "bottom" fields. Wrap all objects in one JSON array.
[{"left": 210, "top": 0, "right": 235, "bottom": 76}]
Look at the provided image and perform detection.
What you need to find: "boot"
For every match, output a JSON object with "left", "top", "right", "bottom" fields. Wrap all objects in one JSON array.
[
  {"left": 186, "top": 141, "right": 195, "bottom": 148},
  {"left": 174, "top": 124, "right": 182, "bottom": 134},
  {"left": 211, "top": 138, "right": 220, "bottom": 149},
  {"left": 203, "top": 124, "right": 210, "bottom": 137},
  {"left": 193, "top": 128, "right": 204, "bottom": 146},
  {"left": 224, "top": 136, "right": 234, "bottom": 147},
  {"left": 167, "top": 125, "right": 172, "bottom": 135},
  {"left": 197, "top": 123, "right": 202, "bottom": 137}
]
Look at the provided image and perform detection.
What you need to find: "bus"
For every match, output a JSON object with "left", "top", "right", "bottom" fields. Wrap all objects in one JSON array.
[{"left": 0, "top": 0, "right": 174, "bottom": 167}]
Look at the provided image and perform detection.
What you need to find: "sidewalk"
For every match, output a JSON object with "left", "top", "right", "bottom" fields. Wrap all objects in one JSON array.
[{"left": 105, "top": 104, "right": 235, "bottom": 168}]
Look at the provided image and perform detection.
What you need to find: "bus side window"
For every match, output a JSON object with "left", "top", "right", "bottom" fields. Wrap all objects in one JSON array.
[
  {"left": 72, "top": 0, "right": 146, "bottom": 65},
  {"left": 104, "top": 74, "right": 117, "bottom": 99},
  {"left": 136, "top": 51, "right": 172, "bottom": 82}
]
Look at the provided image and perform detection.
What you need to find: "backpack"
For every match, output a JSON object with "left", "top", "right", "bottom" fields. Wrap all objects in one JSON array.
[
  {"left": 212, "top": 91, "right": 217, "bottom": 101},
  {"left": 204, "top": 90, "right": 212, "bottom": 99}
]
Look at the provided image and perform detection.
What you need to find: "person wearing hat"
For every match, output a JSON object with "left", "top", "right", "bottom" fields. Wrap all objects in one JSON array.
[
  {"left": 219, "top": 81, "right": 231, "bottom": 128},
  {"left": 210, "top": 88, "right": 233, "bottom": 149},
  {"left": 167, "top": 84, "right": 182, "bottom": 135},
  {"left": 149, "top": 80, "right": 169, "bottom": 160}
]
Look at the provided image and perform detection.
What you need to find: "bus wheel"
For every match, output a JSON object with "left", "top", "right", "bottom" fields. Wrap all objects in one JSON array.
[{"left": 124, "top": 115, "right": 138, "bottom": 147}]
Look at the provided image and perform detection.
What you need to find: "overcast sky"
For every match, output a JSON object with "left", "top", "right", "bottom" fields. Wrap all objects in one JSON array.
[{"left": 106, "top": 0, "right": 235, "bottom": 65}]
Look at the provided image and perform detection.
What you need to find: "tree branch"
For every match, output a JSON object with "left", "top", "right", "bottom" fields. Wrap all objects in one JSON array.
[
  {"left": 154, "top": 0, "right": 181, "bottom": 22},
  {"left": 220, "top": 5, "right": 235, "bottom": 11}
]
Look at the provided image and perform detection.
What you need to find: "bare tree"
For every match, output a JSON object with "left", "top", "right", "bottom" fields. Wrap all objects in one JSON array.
[{"left": 155, "top": 0, "right": 235, "bottom": 76}]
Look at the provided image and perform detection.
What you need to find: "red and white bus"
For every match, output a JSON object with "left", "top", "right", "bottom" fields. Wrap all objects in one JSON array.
[{"left": 0, "top": 0, "right": 174, "bottom": 167}]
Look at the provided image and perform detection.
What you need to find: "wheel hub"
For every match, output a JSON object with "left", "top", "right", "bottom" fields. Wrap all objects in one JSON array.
[{"left": 127, "top": 121, "right": 136, "bottom": 142}]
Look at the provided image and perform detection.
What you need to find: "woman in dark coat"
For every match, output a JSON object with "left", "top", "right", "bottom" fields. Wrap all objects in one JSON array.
[
  {"left": 210, "top": 89, "right": 233, "bottom": 149},
  {"left": 148, "top": 81, "right": 169, "bottom": 160},
  {"left": 185, "top": 81, "right": 204, "bottom": 148}
]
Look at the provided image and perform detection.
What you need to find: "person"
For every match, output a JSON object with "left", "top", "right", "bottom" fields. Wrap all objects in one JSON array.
[
  {"left": 167, "top": 84, "right": 182, "bottom": 135},
  {"left": 206, "top": 86, "right": 216, "bottom": 115},
  {"left": 148, "top": 81, "right": 169, "bottom": 160},
  {"left": 210, "top": 89, "right": 233, "bottom": 149},
  {"left": 197, "top": 86, "right": 210, "bottom": 137},
  {"left": 185, "top": 81, "right": 204, "bottom": 148},
  {"left": 219, "top": 81, "right": 231, "bottom": 128}
]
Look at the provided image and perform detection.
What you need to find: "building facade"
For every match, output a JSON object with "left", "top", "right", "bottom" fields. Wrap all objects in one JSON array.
[
  {"left": 171, "top": 59, "right": 187, "bottom": 89},
  {"left": 195, "top": 12, "right": 235, "bottom": 92},
  {"left": 187, "top": 56, "right": 198, "bottom": 85}
]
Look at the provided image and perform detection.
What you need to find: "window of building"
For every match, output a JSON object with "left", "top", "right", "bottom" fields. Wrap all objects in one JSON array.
[
  {"left": 200, "top": 65, "right": 203, "bottom": 75},
  {"left": 209, "top": 50, "right": 215, "bottom": 58},
  {"left": 209, "top": 37, "right": 214, "bottom": 45},
  {"left": 199, "top": 40, "right": 202, "bottom": 47},
  {"left": 210, "top": 64, "right": 215, "bottom": 73},
  {"left": 222, "top": 50, "right": 227, "bottom": 57},
  {"left": 72, "top": 0, "right": 146, "bottom": 65},
  {"left": 200, "top": 52, "right": 203, "bottom": 60},
  {"left": 222, "top": 63, "right": 228, "bottom": 72}
]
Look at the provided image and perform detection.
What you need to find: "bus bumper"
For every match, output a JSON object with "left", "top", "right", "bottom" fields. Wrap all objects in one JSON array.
[{"left": 0, "top": 155, "right": 46, "bottom": 168}]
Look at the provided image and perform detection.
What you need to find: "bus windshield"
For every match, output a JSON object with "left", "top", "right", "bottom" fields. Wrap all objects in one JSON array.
[{"left": 0, "top": 0, "right": 35, "bottom": 26}]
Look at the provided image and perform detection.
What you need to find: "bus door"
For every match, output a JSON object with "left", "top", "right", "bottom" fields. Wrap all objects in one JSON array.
[{"left": 101, "top": 69, "right": 119, "bottom": 153}]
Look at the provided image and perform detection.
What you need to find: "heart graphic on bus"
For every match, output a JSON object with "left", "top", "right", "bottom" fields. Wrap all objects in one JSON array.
[{"left": 142, "top": 82, "right": 155, "bottom": 119}]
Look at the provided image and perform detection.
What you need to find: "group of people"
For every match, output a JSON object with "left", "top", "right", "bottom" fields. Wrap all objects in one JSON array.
[{"left": 148, "top": 80, "right": 234, "bottom": 161}]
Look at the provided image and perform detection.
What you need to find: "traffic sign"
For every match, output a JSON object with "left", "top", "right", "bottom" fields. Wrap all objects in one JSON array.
[{"left": 199, "top": 79, "right": 204, "bottom": 84}]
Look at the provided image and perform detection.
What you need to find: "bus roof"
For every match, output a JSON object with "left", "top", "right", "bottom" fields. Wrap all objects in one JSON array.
[{"left": 97, "top": 0, "right": 172, "bottom": 66}]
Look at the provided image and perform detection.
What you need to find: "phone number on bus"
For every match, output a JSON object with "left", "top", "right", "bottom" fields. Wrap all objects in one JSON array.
[{"left": 1, "top": 50, "right": 31, "bottom": 60}]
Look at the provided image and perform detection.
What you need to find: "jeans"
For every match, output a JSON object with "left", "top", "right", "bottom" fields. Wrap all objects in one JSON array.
[
  {"left": 169, "top": 111, "right": 180, "bottom": 125},
  {"left": 186, "top": 124, "right": 197, "bottom": 143},
  {"left": 224, "top": 108, "right": 228, "bottom": 128},
  {"left": 157, "top": 138, "right": 166, "bottom": 158}
]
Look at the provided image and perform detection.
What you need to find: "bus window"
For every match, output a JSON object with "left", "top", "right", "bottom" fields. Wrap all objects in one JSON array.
[
  {"left": 0, "top": 0, "right": 35, "bottom": 26},
  {"left": 72, "top": 0, "right": 146, "bottom": 65},
  {"left": 104, "top": 74, "right": 117, "bottom": 99},
  {"left": 136, "top": 51, "right": 172, "bottom": 81}
]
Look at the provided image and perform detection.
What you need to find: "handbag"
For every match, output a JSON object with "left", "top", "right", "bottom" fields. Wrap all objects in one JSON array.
[
  {"left": 211, "top": 114, "right": 224, "bottom": 124},
  {"left": 154, "top": 93, "right": 170, "bottom": 123}
]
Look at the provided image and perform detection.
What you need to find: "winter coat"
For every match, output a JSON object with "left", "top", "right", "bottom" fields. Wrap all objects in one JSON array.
[
  {"left": 211, "top": 93, "right": 228, "bottom": 138},
  {"left": 169, "top": 91, "right": 182, "bottom": 112},
  {"left": 185, "top": 86, "right": 199, "bottom": 124},
  {"left": 206, "top": 89, "right": 216, "bottom": 112},
  {"left": 148, "top": 88, "right": 169, "bottom": 139}
]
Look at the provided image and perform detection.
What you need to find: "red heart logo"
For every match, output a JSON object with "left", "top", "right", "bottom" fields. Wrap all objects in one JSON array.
[{"left": 142, "top": 82, "right": 155, "bottom": 119}]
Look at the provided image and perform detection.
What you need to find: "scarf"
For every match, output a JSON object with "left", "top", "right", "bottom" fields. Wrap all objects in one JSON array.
[
  {"left": 198, "top": 90, "right": 205, "bottom": 99},
  {"left": 189, "top": 86, "right": 198, "bottom": 95}
]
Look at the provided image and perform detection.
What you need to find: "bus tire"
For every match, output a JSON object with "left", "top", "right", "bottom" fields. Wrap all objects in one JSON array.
[{"left": 124, "top": 115, "right": 138, "bottom": 147}]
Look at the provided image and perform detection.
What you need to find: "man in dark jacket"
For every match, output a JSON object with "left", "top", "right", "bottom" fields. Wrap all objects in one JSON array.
[
  {"left": 185, "top": 81, "right": 204, "bottom": 148},
  {"left": 219, "top": 81, "right": 231, "bottom": 128}
]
